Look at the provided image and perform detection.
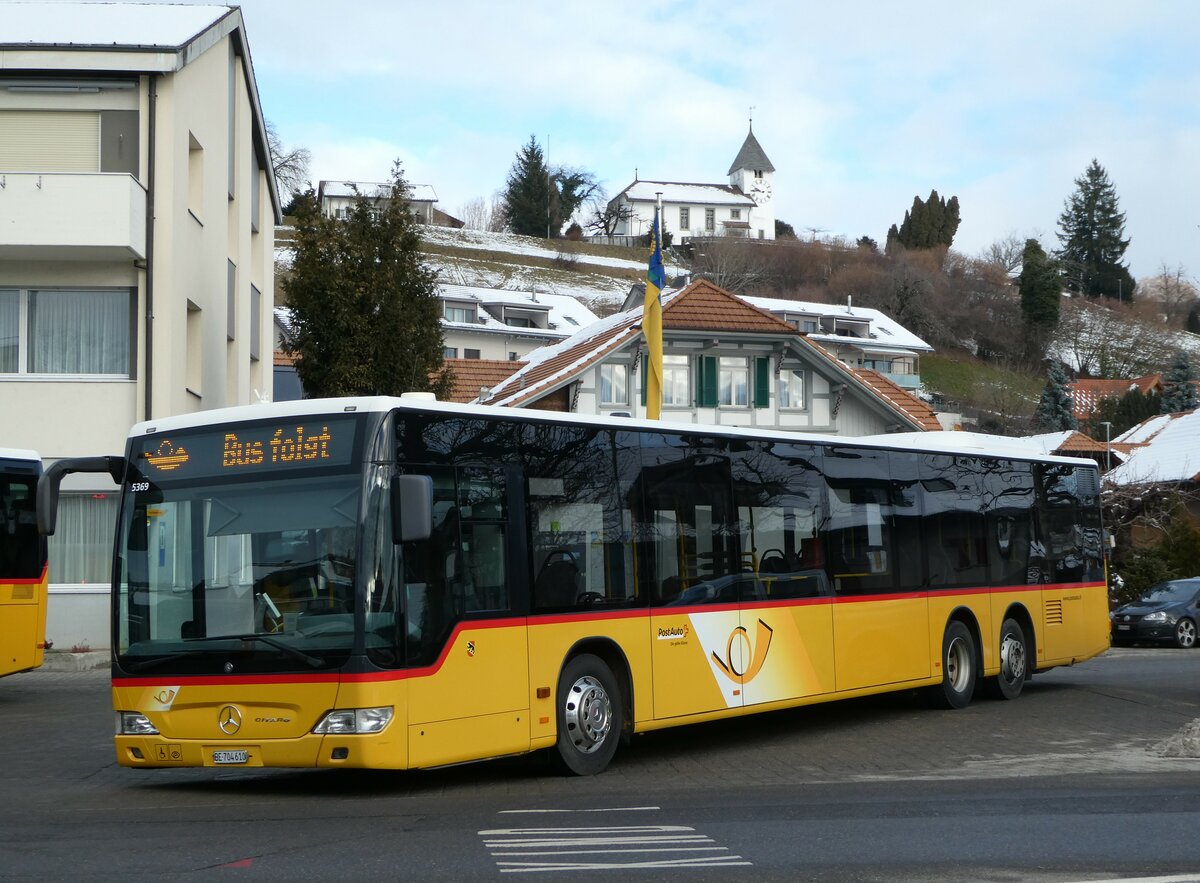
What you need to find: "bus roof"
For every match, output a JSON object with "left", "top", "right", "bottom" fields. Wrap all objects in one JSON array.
[
  {"left": 0, "top": 448, "right": 41, "bottom": 464},
  {"left": 126, "top": 397, "right": 1096, "bottom": 470}
]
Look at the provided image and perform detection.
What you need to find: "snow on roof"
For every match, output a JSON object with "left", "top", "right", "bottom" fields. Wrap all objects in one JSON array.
[
  {"left": 743, "top": 295, "right": 933, "bottom": 352},
  {"left": 1112, "top": 413, "right": 1173, "bottom": 445},
  {"left": 4, "top": 2, "right": 233, "bottom": 49},
  {"left": 622, "top": 181, "right": 754, "bottom": 207},
  {"left": 440, "top": 284, "right": 597, "bottom": 328},
  {"left": 1105, "top": 410, "right": 1200, "bottom": 485},
  {"left": 319, "top": 181, "right": 438, "bottom": 202}
]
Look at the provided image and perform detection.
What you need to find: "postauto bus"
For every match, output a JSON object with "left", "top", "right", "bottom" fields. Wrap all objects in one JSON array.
[
  {"left": 37, "top": 397, "right": 1109, "bottom": 774},
  {"left": 2, "top": 448, "right": 50, "bottom": 677}
]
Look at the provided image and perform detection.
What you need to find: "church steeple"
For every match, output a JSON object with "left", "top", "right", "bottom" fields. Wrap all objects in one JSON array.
[{"left": 727, "top": 125, "right": 775, "bottom": 177}]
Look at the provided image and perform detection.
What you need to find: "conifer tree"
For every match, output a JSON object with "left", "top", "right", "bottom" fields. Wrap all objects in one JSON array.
[
  {"left": 283, "top": 162, "right": 448, "bottom": 398},
  {"left": 1033, "top": 363, "right": 1078, "bottom": 431},
  {"left": 502, "top": 135, "right": 553, "bottom": 236},
  {"left": 1019, "top": 239, "right": 1061, "bottom": 330},
  {"left": 885, "top": 190, "right": 960, "bottom": 252},
  {"left": 1056, "top": 159, "right": 1136, "bottom": 301},
  {"left": 1160, "top": 350, "right": 1199, "bottom": 413}
]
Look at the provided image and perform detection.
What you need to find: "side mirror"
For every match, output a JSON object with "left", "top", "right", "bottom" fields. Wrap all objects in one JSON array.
[
  {"left": 37, "top": 456, "right": 124, "bottom": 536},
  {"left": 391, "top": 474, "right": 433, "bottom": 543}
]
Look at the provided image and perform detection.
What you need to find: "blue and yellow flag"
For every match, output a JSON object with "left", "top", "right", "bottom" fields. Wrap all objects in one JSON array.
[{"left": 644, "top": 206, "right": 665, "bottom": 419}]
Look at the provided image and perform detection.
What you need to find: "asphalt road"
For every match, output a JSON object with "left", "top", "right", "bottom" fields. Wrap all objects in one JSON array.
[{"left": 2, "top": 648, "right": 1199, "bottom": 881}]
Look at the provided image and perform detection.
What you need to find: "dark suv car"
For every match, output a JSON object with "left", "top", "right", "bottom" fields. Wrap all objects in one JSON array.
[{"left": 1111, "top": 578, "right": 1200, "bottom": 648}]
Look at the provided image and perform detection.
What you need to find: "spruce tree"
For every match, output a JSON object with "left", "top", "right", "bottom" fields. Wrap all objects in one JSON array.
[
  {"left": 1018, "top": 239, "right": 1061, "bottom": 330},
  {"left": 1033, "top": 363, "right": 1078, "bottom": 431},
  {"left": 283, "top": 162, "right": 448, "bottom": 398},
  {"left": 1056, "top": 159, "right": 1136, "bottom": 301},
  {"left": 1160, "top": 350, "right": 1199, "bottom": 413},
  {"left": 502, "top": 135, "right": 553, "bottom": 236}
]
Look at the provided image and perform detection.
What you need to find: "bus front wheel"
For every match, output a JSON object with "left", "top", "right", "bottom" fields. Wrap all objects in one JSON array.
[
  {"left": 985, "top": 618, "right": 1028, "bottom": 700},
  {"left": 554, "top": 654, "right": 622, "bottom": 776},
  {"left": 927, "top": 621, "right": 976, "bottom": 709}
]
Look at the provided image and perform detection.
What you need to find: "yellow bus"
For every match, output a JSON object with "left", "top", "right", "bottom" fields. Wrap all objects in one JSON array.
[
  {"left": 39, "top": 398, "right": 1109, "bottom": 774},
  {"left": 1, "top": 448, "right": 51, "bottom": 677}
]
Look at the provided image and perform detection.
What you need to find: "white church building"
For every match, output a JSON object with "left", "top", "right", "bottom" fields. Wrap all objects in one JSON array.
[{"left": 607, "top": 125, "right": 776, "bottom": 242}]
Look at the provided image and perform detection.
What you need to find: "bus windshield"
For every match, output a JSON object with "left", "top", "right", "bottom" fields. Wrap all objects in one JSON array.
[{"left": 115, "top": 473, "right": 361, "bottom": 675}]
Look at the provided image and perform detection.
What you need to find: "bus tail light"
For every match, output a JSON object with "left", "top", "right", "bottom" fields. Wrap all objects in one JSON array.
[
  {"left": 117, "top": 711, "right": 159, "bottom": 735},
  {"left": 313, "top": 707, "right": 393, "bottom": 734}
]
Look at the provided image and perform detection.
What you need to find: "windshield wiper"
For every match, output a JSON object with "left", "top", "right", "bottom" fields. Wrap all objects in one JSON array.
[{"left": 126, "top": 635, "right": 324, "bottom": 672}]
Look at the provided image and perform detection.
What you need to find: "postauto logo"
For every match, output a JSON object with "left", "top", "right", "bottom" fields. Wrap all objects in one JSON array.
[{"left": 656, "top": 624, "right": 690, "bottom": 640}]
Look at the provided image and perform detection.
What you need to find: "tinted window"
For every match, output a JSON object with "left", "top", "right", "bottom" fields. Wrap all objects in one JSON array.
[
  {"left": 823, "top": 446, "right": 894, "bottom": 594},
  {"left": 920, "top": 455, "right": 989, "bottom": 589},
  {"left": 979, "top": 459, "right": 1036, "bottom": 586}
]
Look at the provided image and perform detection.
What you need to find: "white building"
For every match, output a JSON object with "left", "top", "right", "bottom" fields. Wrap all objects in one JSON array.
[
  {"left": 608, "top": 125, "right": 776, "bottom": 242},
  {"left": 317, "top": 179, "right": 440, "bottom": 225},
  {"left": 2, "top": 3, "right": 280, "bottom": 650},
  {"left": 440, "top": 285, "right": 599, "bottom": 362},
  {"left": 742, "top": 296, "right": 934, "bottom": 391}
]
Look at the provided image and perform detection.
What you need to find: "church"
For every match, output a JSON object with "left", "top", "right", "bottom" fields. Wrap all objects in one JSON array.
[{"left": 606, "top": 124, "right": 776, "bottom": 242}]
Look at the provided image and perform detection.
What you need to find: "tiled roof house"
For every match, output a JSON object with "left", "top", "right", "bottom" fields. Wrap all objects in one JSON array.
[{"left": 472, "top": 279, "right": 940, "bottom": 435}]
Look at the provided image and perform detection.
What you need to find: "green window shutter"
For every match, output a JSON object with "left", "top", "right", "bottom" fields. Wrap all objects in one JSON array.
[
  {"left": 754, "top": 357, "right": 771, "bottom": 408},
  {"left": 698, "top": 356, "right": 718, "bottom": 407},
  {"left": 640, "top": 358, "right": 647, "bottom": 406}
]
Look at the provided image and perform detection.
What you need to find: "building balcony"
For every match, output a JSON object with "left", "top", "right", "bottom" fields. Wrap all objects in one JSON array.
[
  {"left": 883, "top": 372, "right": 921, "bottom": 390},
  {"left": 0, "top": 172, "right": 146, "bottom": 261}
]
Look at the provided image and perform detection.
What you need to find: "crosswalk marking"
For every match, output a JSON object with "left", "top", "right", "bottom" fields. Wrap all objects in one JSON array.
[{"left": 479, "top": 822, "right": 750, "bottom": 873}]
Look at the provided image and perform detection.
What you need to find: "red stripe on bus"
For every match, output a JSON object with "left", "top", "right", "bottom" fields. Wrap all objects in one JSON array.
[
  {"left": 112, "top": 580, "right": 1106, "bottom": 689},
  {"left": 2, "top": 564, "right": 49, "bottom": 586}
]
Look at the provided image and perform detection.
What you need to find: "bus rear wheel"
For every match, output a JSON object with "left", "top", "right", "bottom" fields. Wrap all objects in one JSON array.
[
  {"left": 985, "top": 618, "right": 1028, "bottom": 700},
  {"left": 554, "top": 654, "right": 623, "bottom": 776},
  {"left": 927, "top": 621, "right": 976, "bottom": 709}
]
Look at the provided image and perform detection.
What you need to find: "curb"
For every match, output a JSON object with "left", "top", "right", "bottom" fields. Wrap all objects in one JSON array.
[{"left": 39, "top": 651, "right": 109, "bottom": 672}]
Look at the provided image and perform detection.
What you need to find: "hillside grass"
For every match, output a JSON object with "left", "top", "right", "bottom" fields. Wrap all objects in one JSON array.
[{"left": 920, "top": 351, "right": 1043, "bottom": 408}]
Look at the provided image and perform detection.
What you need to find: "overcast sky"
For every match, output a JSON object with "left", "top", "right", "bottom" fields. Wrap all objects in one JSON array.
[{"left": 226, "top": 0, "right": 1198, "bottom": 282}]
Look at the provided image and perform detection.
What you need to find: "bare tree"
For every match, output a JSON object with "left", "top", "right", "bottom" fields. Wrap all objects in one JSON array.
[
  {"left": 265, "top": 119, "right": 311, "bottom": 204},
  {"left": 459, "top": 195, "right": 505, "bottom": 232},
  {"left": 586, "top": 193, "right": 634, "bottom": 237},
  {"left": 979, "top": 233, "right": 1027, "bottom": 276},
  {"left": 1053, "top": 299, "right": 1176, "bottom": 378},
  {"left": 691, "top": 238, "right": 771, "bottom": 294},
  {"left": 1139, "top": 263, "right": 1199, "bottom": 328}
]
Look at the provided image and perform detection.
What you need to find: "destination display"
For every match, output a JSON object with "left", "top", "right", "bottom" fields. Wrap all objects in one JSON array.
[{"left": 133, "top": 417, "right": 360, "bottom": 484}]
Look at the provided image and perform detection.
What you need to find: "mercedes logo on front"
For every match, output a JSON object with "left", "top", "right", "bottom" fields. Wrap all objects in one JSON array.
[{"left": 219, "top": 705, "right": 243, "bottom": 735}]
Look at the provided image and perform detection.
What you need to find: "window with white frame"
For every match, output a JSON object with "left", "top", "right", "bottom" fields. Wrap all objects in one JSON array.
[
  {"left": 718, "top": 357, "right": 749, "bottom": 407},
  {"left": 704, "top": 208, "right": 715, "bottom": 231},
  {"left": 444, "top": 304, "right": 476, "bottom": 323},
  {"left": 662, "top": 354, "right": 689, "bottom": 406},
  {"left": 443, "top": 346, "right": 458, "bottom": 359},
  {"left": 679, "top": 207, "right": 690, "bottom": 229},
  {"left": 0, "top": 288, "right": 132, "bottom": 376},
  {"left": 599, "top": 363, "right": 629, "bottom": 406},
  {"left": 730, "top": 208, "right": 741, "bottom": 220},
  {"left": 778, "top": 368, "right": 807, "bottom": 409}
]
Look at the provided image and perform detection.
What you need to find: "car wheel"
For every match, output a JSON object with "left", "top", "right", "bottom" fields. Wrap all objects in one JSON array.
[
  {"left": 554, "top": 654, "right": 623, "bottom": 776},
  {"left": 1174, "top": 617, "right": 1197, "bottom": 649},
  {"left": 985, "top": 618, "right": 1027, "bottom": 700},
  {"left": 926, "top": 620, "right": 976, "bottom": 709}
]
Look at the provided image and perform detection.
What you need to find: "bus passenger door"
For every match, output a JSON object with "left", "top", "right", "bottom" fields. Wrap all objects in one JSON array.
[
  {"left": 403, "top": 464, "right": 530, "bottom": 768},
  {"left": 641, "top": 436, "right": 742, "bottom": 719}
]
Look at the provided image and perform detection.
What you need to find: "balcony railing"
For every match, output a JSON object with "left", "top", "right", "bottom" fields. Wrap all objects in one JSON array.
[{"left": 0, "top": 172, "right": 146, "bottom": 260}]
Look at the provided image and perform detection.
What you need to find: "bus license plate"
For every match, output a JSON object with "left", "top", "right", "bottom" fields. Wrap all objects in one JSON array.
[{"left": 213, "top": 749, "right": 249, "bottom": 765}]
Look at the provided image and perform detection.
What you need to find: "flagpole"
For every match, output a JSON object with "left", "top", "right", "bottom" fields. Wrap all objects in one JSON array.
[{"left": 644, "top": 193, "right": 665, "bottom": 420}]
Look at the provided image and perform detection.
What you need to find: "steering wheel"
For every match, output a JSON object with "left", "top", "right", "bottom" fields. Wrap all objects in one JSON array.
[{"left": 576, "top": 591, "right": 605, "bottom": 605}]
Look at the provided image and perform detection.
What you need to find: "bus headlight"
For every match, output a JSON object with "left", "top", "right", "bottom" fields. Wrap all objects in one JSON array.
[
  {"left": 117, "top": 711, "right": 160, "bottom": 735},
  {"left": 313, "top": 707, "right": 394, "bottom": 734}
]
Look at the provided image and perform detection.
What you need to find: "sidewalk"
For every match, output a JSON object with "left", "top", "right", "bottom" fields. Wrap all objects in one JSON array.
[{"left": 39, "top": 650, "right": 108, "bottom": 672}]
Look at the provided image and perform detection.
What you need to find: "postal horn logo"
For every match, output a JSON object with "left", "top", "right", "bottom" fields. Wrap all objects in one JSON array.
[
  {"left": 712, "top": 619, "right": 774, "bottom": 685},
  {"left": 145, "top": 439, "right": 190, "bottom": 472}
]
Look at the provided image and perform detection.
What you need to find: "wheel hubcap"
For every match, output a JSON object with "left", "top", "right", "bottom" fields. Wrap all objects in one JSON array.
[
  {"left": 1179, "top": 621, "right": 1196, "bottom": 648},
  {"left": 999, "top": 633, "right": 1026, "bottom": 685},
  {"left": 946, "top": 636, "right": 971, "bottom": 692},
  {"left": 563, "top": 675, "right": 611, "bottom": 754}
]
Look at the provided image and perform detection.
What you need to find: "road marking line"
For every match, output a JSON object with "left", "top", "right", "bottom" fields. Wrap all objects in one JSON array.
[
  {"left": 492, "top": 847, "right": 729, "bottom": 857},
  {"left": 487, "top": 836, "right": 713, "bottom": 848},
  {"left": 482, "top": 825, "right": 691, "bottom": 835},
  {"left": 496, "top": 855, "right": 751, "bottom": 872},
  {"left": 499, "top": 806, "right": 660, "bottom": 814},
  {"left": 1062, "top": 877, "right": 1200, "bottom": 883}
]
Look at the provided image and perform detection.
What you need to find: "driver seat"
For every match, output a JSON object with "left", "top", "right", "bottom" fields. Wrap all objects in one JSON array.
[{"left": 534, "top": 559, "right": 580, "bottom": 609}]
